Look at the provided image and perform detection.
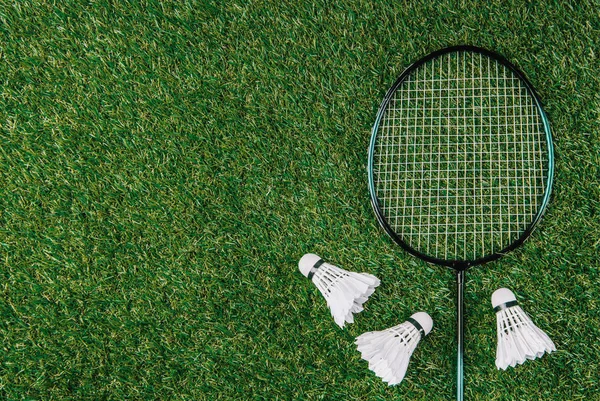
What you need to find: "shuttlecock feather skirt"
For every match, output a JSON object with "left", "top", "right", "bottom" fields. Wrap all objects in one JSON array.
[{"left": 495, "top": 303, "right": 556, "bottom": 370}]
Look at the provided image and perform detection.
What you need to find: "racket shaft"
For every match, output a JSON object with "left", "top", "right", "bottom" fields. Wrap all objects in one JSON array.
[{"left": 457, "top": 271, "right": 465, "bottom": 401}]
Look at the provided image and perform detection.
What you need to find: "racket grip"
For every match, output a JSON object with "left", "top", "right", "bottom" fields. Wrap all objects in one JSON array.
[{"left": 456, "top": 270, "right": 465, "bottom": 401}]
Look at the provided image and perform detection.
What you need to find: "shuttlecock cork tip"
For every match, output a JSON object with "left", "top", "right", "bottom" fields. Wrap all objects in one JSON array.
[
  {"left": 491, "top": 288, "right": 517, "bottom": 309},
  {"left": 298, "top": 253, "right": 322, "bottom": 277},
  {"left": 410, "top": 312, "right": 433, "bottom": 336}
]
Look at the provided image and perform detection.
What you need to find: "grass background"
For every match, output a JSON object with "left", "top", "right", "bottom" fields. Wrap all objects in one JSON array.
[{"left": 0, "top": 0, "right": 599, "bottom": 400}]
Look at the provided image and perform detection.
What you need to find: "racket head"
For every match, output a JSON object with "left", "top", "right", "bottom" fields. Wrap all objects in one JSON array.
[{"left": 368, "top": 45, "right": 554, "bottom": 271}]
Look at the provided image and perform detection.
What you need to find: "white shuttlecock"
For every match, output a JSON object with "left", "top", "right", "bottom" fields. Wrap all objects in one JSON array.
[
  {"left": 492, "top": 288, "right": 556, "bottom": 370},
  {"left": 298, "top": 253, "right": 380, "bottom": 328},
  {"left": 355, "top": 312, "right": 433, "bottom": 385}
]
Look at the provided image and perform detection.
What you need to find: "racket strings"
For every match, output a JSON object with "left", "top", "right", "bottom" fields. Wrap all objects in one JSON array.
[{"left": 373, "top": 51, "right": 548, "bottom": 261}]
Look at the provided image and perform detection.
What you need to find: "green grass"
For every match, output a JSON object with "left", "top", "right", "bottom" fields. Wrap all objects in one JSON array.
[{"left": 0, "top": 0, "right": 599, "bottom": 400}]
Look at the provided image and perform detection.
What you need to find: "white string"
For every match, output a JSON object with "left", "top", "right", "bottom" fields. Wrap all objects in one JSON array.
[
  {"left": 419, "top": 61, "right": 428, "bottom": 250},
  {"left": 472, "top": 54, "right": 477, "bottom": 257},
  {"left": 392, "top": 76, "right": 400, "bottom": 230},
  {"left": 496, "top": 61, "right": 503, "bottom": 250},
  {"left": 454, "top": 51, "right": 460, "bottom": 259},
  {"left": 408, "top": 69, "right": 418, "bottom": 242},
  {"left": 435, "top": 55, "right": 442, "bottom": 258},
  {"left": 374, "top": 51, "right": 548, "bottom": 261}
]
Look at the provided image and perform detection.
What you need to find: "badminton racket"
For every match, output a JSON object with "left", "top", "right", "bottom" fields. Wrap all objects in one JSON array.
[{"left": 367, "top": 45, "right": 554, "bottom": 400}]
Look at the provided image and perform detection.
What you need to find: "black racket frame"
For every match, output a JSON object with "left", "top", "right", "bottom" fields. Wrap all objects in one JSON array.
[{"left": 368, "top": 45, "right": 553, "bottom": 271}]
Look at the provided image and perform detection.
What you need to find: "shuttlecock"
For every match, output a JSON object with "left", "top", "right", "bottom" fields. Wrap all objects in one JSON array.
[
  {"left": 355, "top": 312, "right": 433, "bottom": 385},
  {"left": 492, "top": 288, "right": 556, "bottom": 370},
  {"left": 298, "top": 253, "right": 380, "bottom": 328}
]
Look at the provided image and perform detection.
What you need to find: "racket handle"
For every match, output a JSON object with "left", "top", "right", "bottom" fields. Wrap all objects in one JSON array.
[{"left": 456, "top": 270, "right": 465, "bottom": 401}]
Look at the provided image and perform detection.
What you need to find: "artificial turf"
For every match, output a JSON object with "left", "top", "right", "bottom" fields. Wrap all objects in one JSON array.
[{"left": 1, "top": 1, "right": 599, "bottom": 400}]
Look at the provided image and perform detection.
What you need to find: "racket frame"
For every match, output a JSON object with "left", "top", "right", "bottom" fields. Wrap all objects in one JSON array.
[{"left": 367, "top": 45, "right": 554, "bottom": 271}]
